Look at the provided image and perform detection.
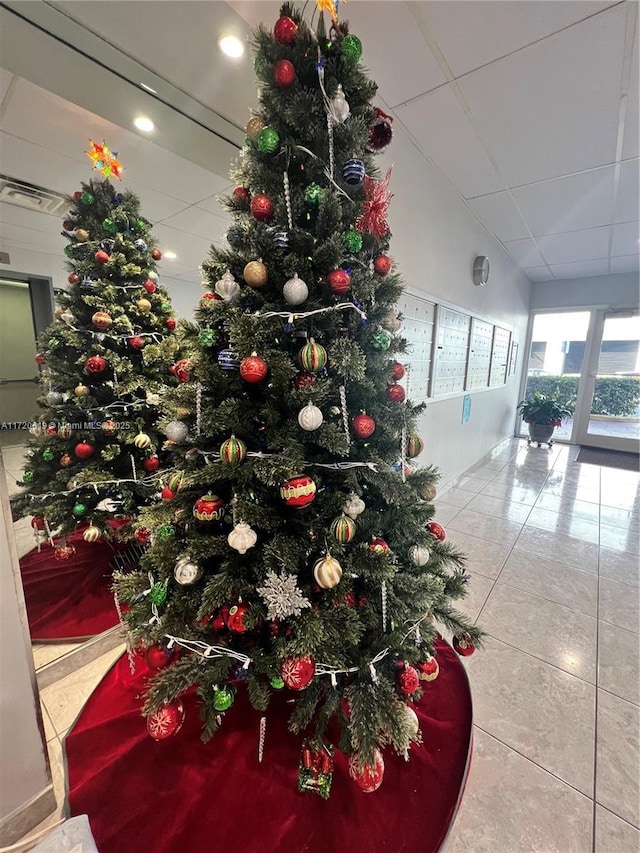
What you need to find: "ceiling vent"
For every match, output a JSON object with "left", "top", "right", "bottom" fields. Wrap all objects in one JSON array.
[{"left": 0, "top": 175, "right": 70, "bottom": 216}]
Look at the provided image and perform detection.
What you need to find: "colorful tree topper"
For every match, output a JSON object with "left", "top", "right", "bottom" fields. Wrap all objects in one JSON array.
[{"left": 85, "top": 140, "right": 123, "bottom": 180}]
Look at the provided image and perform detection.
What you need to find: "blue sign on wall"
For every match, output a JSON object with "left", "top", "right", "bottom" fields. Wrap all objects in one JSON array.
[{"left": 462, "top": 395, "right": 471, "bottom": 424}]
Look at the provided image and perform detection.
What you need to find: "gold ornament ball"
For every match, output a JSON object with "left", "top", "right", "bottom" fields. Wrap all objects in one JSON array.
[
  {"left": 137, "top": 298, "right": 152, "bottom": 313},
  {"left": 134, "top": 432, "right": 152, "bottom": 449},
  {"left": 74, "top": 228, "right": 89, "bottom": 242},
  {"left": 175, "top": 407, "right": 191, "bottom": 418},
  {"left": 243, "top": 260, "right": 268, "bottom": 288},
  {"left": 419, "top": 483, "right": 437, "bottom": 502},
  {"left": 246, "top": 115, "right": 265, "bottom": 142},
  {"left": 54, "top": 308, "right": 64, "bottom": 320},
  {"left": 313, "top": 553, "right": 343, "bottom": 589},
  {"left": 83, "top": 525, "right": 101, "bottom": 543},
  {"left": 75, "top": 384, "right": 90, "bottom": 397}
]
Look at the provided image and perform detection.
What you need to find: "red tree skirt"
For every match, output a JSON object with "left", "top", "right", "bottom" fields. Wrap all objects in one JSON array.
[
  {"left": 65, "top": 639, "right": 473, "bottom": 853},
  {"left": 20, "top": 527, "right": 127, "bottom": 641}
]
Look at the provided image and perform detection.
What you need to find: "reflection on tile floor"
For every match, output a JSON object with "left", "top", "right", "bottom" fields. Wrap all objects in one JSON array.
[
  {"left": 441, "top": 438, "right": 640, "bottom": 852},
  {"left": 16, "top": 438, "right": 640, "bottom": 851}
]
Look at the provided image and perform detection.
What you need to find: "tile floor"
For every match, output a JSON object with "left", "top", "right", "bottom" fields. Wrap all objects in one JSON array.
[{"left": 13, "top": 437, "right": 640, "bottom": 851}]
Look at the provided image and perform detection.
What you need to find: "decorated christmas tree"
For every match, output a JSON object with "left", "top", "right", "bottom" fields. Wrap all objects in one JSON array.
[
  {"left": 114, "top": 4, "right": 482, "bottom": 795},
  {"left": 12, "top": 143, "right": 181, "bottom": 555}
]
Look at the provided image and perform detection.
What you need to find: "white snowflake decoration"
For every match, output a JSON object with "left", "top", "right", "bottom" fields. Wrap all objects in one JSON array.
[{"left": 257, "top": 570, "right": 311, "bottom": 621}]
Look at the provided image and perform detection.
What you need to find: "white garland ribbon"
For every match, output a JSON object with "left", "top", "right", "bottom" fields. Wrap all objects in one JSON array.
[
  {"left": 295, "top": 145, "right": 351, "bottom": 201},
  {"left": 194, "top": 448, "right": 378, "bottom": 472},
  {"left": 256, "top": 301, "right": 366, "bottom": 323}
]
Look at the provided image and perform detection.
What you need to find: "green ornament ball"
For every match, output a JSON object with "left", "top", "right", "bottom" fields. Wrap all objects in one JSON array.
[
  {"left": 22, "top": 471, "right": 34, "bottom": 484},
  {"left": 42, "top": 449, "right": 54, "bottom": 462},
  {"left": 64, "top": 245, "right": 74, "bottom": 258},
  {"left": 344, "top": 229, "right": 363, "bottom": 253},
  {"left": 81, "top": 191, "right": 94, "bottom": 205},
  {"left": 48, "top": 339, "right": 60, "bottom": 349},
  {"left": 304, "top": 183, "right": 324, "bottom": 205},
  {"left": 269, "top": 676, "right": 285, "bottom": 690},
  {"left": 156, "top": 524, "right": 176, "bottom": 540},
  {"left": 150, "top": 580, "right": 168, "bottom": 606},
  {"left": 161, "top": 302, "right": 171, "bottom": 311},
  {"left": 136, "top": 218, "right": 148, "bottom": 232},
  {"left": 257, "top": 127, "right": 280, "bottom": 154},
  {"left": 341, "top": 34, "right": 363, "bottom": 63},
  {"left": 72, "top": 502, "right": 87, "bottom": 517},
  {"left": 213, "top": 686, "right": 235, "bottom": 712},
  {"left": 198, "top": 329, "right": 217, "bottom": 347},
  {"left": 372, "top": 329, "right": 392, "bottom": 351},
  {"left": 102, "top": 218, "right": 117, "bottom": 234}
]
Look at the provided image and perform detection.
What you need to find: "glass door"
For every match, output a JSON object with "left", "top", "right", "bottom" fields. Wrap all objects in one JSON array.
[
  {"left": 574, "top": 311, "right": 640, "bottom": 453},
  {"left": 519, "top": 311, "right": 592, "bottom": 441}
]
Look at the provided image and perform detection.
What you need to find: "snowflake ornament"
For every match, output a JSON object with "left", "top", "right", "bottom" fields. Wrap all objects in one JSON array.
[{"left": 257, "top": 570, "right": 311, "bottom": 621}]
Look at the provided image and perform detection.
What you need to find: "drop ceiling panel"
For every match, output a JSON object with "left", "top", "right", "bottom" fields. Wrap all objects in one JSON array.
[
  {"left": 0, "top": 202, "right": 63, "bottom": 235},
  {"left": 511, "top": 166, "right": 616, "bottom": 236},
  {"left": 610, "top": 254, "right": 639, "bottom": 274},
  {"left": 467, "top": 191, "right": 531, "bottom": 242},
  {"left": 538, "top": 226, "right": 611, "bottom": 265},
  {"left": 622, "top": 33, "right": 639, "bottom": 161},
  {"left": 197, "top": 194, "right": 233, "bottom": 216},
  {"left": 0, "top": 221, "right": 62, "bottom": 255},
  {"left": 458, "top": 4, "right": 626, "bottom": 186},
  {"left": 395, "top": 83, "right": 505, "bottom": 198},
  {"left": 523, "top": 266, "right": 555, "bottom": 282},
  {"left": 615, "top": 159, "right": 640, "bottom": 223},
  {"left": 55, "top": 0, "right": 257, "bottom": 129},
  {"left": 160, "top": 205, "right": 231, "bottom": 244},
  {"left": 418, "top": 0, "right": 616, "bottom": 78},
  {"left": 503, "top": 238, "right": 546, "bottom": 267},
  {"left": 0, "top": 131, "right": 90, "bottom": 197},
  {"left": 0, "top": 67, "right": 14, "bottom": 105},
  {"left": 151, "top": 223, "right": 211, "bottom": 267},
  {"left": 549, "top": 258, "right": 610, "bottom": 278},
  {"left": 346, "top": 4, "right": 446, "bottom": 107},
  {"left": 611, "top": 220, "right": 640, "bottom": 257}
]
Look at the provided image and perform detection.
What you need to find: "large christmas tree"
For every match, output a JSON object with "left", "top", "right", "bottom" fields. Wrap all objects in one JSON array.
[
  {"left": 13, "top": 146, "right": 181, "bottom": 552},
  {"left": 115, "top": 5, "right": 482, "bottom": 794}
]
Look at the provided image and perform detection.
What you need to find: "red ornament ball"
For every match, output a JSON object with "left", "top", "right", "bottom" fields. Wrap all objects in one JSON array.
[
  {"left": 166, "top": 317, "right": 177, "bottom": 330},
  {"left": 95, "top": 250, "right": 110, "bottom": 265},
  {"left": 142, "top": 457, "right": 160, "bottom": 472},
  {"left": 294, "top": 371, "right": 317, "bottom": 390},
  {"left": 73, "top": 191, "right": 82, "bottom": 201},
  {"left": 144, "top": 643, "right": 175, "bottom": 670},
  {"left": 143, "top": 279, "right": 157, "bottom": 294},
  {"left": 426, "top": 521, "right": 446, "bottom": 542},
  {"left": 327, "top": 269, "right": 351, "bottom": 296},
  {"left": 274, "top": 14, "right": 298, "bottom": 44},
  {"left": 68, "top": 273, "right": 80, "bottom": 285},
  {"left": 170, "top": 359, "right": 191, "bottom": 383},
  {"left": 60, "top": 454, "right": 73, "bottom": 468},
  {"left": 232, "top": 186, "right": 250, "bottom": 202},
  {"left": 74, "top": 442, "right": 95, "bottom": 460},
  {"left": 193, "top": 494, "right": 225, "bottom": 522},
  {"left": 200, "top": 291, "right": 221, "bottom": 303},
  {"left": 102, "top": 420, "right": 117, "bottom": 435},
  {"left": 45, "top": 425, "right": 57, "bottom": 435},
  {"left": 135, "top": 527, "right": 151, "bottom": 543},
  {"left": 392, "top": 362, "right": 405, "bottom": 382},
  {"left": 386, "top": 383, "right": 406, "bottom": 403},
  {"left": 348, "top": 749, "right": 385, "bottom": 793},
  {"left": 369, "top": 537, "right": 390, "bottom": 554},
  {"left": 280, "top": 474, "right": 316, "bottom": 508},
  {"left": 240, "top": 353, "right": 268, "bottom": 383},
  {"left": 226, "top": 603, "right": 249, "bottom": 634},
  {"left": 353, "top": 413, "right": 376, "bottom": 439},
  {"left": 281, "top": 655, "right": 315, "bottom": 690},
  {"left": 128, "top": 336, "right": 145, "bottom": 350},
  {"left": 146, "top": 700, "right": 185, "bottom": 740},
  {"left": 453, "top": 635, "right": 476, "bottom": 657},
  {"left": 373, "top": 254, "right": 392, "bottom": 276},
  {"left": 35, "top": 353, "right": 46, "bottom": 366},
  {"left": 418, "top": 656, "right": 440, "bottom": 682},
  {"left": 54, "top": 544, "right": 76, "bottom": 562},
  {"left": 161, "top": 485, "right": 176, "bottom": 501},
  {"left": 31, "top": 516, "right": 46, "bottom": 531},
  {"left": 86, "top": 355, "right": 106, "bottom": 374},
  {"left": 250, "top": 194, "right": 274, "bottom": 223},
  {"left": 398, "top": 663, "right": 420, "bottom": 695},
  {"left": 274, "top": 59, "right": 296, "bottom": 88},
  {"left": 151, "top": 248, "right": 162, "bottom": 261}
]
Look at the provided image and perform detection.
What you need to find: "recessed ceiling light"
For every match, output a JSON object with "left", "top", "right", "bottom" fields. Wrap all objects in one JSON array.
[
  {"left": 164, "top": 251, "right": 177, "bottom": 259},
  {"left": 219, "top": 35, "right": 244, "bottom": 59},
  {"left": 140, "top": 83, "right": 157, "bottom": 94},
  {"left": 134, "top": 115, "right": 155, "bottom": 133}
]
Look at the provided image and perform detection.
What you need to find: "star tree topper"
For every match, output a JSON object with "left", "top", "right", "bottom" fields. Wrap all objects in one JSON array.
[
  {"left": 257, "top": 570, "right": 311, "bottom": 621},
  {"left": 355, "top": 167, "right": 394, "bottom": 238},
  {"left": 86, "top": 140, "right": 123, "bottom": 179}
]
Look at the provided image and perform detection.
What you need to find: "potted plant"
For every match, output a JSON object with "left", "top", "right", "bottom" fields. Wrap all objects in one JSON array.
[{"left": 517, "top": 391, "right": 572, "bottom": 447}]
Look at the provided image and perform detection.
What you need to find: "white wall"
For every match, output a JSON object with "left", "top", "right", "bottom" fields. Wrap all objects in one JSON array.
[
  {"left": 379, "top": 131, "right": 531, "bottom": 486},
  {"left": 531, "top": 272, "right": 639, "bottom": 311}
]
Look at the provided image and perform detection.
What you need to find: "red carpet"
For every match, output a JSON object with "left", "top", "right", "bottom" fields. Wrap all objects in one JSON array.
[
  {"left": 65, "top": 639, "right": 473, "bottom": 853},
  {"left": 20, "top": 527, "right": 131, "bottom": 641}
]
